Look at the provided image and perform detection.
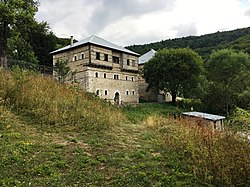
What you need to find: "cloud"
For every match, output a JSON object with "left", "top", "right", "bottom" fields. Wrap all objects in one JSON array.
[
  {"left": 36, "top": 0, "right": 95, "bottom": 38},
  {"left": 172, "top": 23, "right": 198, "bottom": 38},
  {"left": 87, "top": 0, "right": 175, "bottom": 33},
  {"left": 245, "top": 9, "right": 250, "bottom": 16},
  {"left": 36, "top": 0, "right": 250, "bottom": 46}
]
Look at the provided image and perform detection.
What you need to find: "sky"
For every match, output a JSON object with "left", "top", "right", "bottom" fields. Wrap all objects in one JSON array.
[{"left": 36, "top": 0, "right": 250, "bottom": 46}]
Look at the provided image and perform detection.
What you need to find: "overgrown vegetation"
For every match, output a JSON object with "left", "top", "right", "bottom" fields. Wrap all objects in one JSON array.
[
  {"left": 147, "top": 117, "right": 250, "bottom": 186},
  {"left": 228, "top": 107, "right": 250, "bottom": 131},
  {"left": 0, "top": 68, "right": 249, "bottom": 186},
  {"left": 0, "top": 68, "right": 123, "bottom": 130}
]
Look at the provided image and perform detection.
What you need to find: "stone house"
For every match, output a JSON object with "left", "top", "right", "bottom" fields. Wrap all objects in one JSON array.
[
  {"left": 182, "top": 112, "right": 225, "bottom": 130},
  {"left": 51, "top": 35, "right": 140, "bottom": 104},
  {"left": 138, "top": 49, "right": 172, "bottom": 102}
]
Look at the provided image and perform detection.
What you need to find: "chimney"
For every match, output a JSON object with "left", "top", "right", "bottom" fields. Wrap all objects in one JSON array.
[{"left": 70, "top": 36, "right": 73, "bottom": 47}]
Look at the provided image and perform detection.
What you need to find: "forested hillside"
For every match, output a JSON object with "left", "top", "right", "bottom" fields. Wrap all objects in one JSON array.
[{"left": 127, "top": 27, "right": 250, "bottom": 60}]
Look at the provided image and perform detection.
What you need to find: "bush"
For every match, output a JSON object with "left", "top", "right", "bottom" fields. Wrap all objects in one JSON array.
[{"left": 228, "top": 107, "right": 250, "bottom": 131}]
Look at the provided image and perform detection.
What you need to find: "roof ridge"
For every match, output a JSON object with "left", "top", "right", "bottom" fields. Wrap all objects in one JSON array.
[
  {"left": 50, "top": 35, "right": 139, "bottom": 56},
  {"left": 89, "top": 35, "right": 95, "bottom": 42}
]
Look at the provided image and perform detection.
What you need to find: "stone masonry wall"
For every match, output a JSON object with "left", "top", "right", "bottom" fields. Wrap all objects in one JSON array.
[
  {"left": 53, "top": 44, "right": 139, "bottom": 104},
  {"left": 87, "top": 68, "right": 139, "bottom": 104}
]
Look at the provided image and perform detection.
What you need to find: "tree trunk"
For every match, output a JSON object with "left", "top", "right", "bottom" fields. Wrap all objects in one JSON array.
[
  {"left": 171, "top": 91, "right": 177, "bottom": 105},
  {"left": 0, "top": 21, "right": 8, "bottom": 68}
]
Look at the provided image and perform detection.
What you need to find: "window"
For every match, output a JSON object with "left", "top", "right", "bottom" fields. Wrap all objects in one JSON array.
[
  {"left": 73, "top": 54, "right": 77, "bottom": 61},
  {"left": 114, "top": 74, "right": 119, "bottom": 80},
  {"left": 132, "top": 60, "right": 135, "bottom": 66},
  {"left": 132, "top": 91, "right": 135, "bottom": 95},
  {"left": 81, "top": 52, "right": 85, "bottom": 59},
  {"left": 126, "top": 91, "right": 129, "bottom": 95},
  {"left": 112, "top": 56, "right": 119, "bottom": 64},
  {"left": 105, "top": 90, "right": 108, "bottom": 95},
  {"left": 96, "top": 52, "right": 100, "bottom": 60},
  {"left": 104, "top": 54, "right": 108, "bottom": 61},
  {"left": 96, "top": 90, "right": 99, "bottom": 96},
  {"left": 126, "top": 76, "right": 128, "bottom": 81},
  {"left": 104, "top": 73, "right": 107, "bottom": 78},
  {"left": 95, "top": 72, "right": 98, "bottom": 78},
  {"left": 127, "top": 59, "right": 130, "bottom": 66},
  {"left": 131, "top": 76, "right": 134, "bottom": 81}
]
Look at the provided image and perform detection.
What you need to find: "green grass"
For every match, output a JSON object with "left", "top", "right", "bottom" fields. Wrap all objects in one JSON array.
[
  {"left": 0, "top": 106, "right": 195, "bottom": 186},
  {"left": 122, "top": 103, "right": 184, "bottom": 124},
  {"left": 1, "top": 104, "right": 249, "bottom": 186},
  {"left": 0, "top": 68, "right": 250, "bottom": 186}
]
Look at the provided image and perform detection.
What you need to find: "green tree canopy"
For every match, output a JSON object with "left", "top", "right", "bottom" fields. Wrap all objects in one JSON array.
[
  {"left": 0, "top": 0, "right": 39, "bottom": 67},
  {"left": 143, "top": 48, "right": 203, "bottom": 104},
  {"left": 28, "top": 21, "right": 57, "bottom": 66},
  {"left": 204, "top": 49, "right": 250, "bottom": 116}
]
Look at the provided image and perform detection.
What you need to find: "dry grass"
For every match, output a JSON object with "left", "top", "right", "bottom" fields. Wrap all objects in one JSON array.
[
  {"left": 144, "top": 116, "right": 250, "bottom": 186},
  {"left": 0, "top": 68, "right": 124, "bottom": 130}
]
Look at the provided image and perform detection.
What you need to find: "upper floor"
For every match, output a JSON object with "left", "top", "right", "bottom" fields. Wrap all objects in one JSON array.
[{"left": 51, "top": 35, "right": 140, "bottom": 74}]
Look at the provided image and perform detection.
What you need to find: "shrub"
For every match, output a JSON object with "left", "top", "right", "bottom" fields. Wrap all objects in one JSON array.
[{"left": 228, "top": 107, "right": 250, "bottom": 131}]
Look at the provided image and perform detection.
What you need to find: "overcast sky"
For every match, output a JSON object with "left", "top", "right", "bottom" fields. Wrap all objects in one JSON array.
[{"left": 36, "top": 0, "right": 250, "bottom": 46}]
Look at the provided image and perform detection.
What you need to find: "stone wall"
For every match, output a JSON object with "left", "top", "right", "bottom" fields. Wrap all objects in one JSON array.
[
  {"left": 86, "top": 68, "right": 138, "bottom": 104},
  {"left": 53, "top": 44, "right": 139, "bottom": 104}
]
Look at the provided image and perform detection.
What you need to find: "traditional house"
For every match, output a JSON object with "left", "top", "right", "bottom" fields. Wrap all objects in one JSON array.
[
  {"left": 182, "top": 112, "right": 225, "bottom": 130},
  {"left": 138, "top": 49, "right": 172, "bottom": 102},
  {"left": 51, "top": 35, "right": 140, "bottom": 104}
]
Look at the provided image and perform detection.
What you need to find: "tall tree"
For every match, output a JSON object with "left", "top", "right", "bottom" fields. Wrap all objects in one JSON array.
[
  {"left": 28, "top": 21, "right": 57, "bottom": 66},
  {"left": 0, "top": 0, "right": 39, "bottom": 67},
  {"left": 143, "top": 48, "right": 203, "bottom": 104},
  {"left": 205, "top": 49, "right": 250, "bottom": 116}
]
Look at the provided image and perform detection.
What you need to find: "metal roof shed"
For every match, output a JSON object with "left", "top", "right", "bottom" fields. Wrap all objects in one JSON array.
[{"left": 182, "top": 112, "right": 225, "bottom": 130}]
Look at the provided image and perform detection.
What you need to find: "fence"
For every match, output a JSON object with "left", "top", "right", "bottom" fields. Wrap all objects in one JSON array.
[{"left": 7, "top": 60, "right": 53, "bottom": 75}]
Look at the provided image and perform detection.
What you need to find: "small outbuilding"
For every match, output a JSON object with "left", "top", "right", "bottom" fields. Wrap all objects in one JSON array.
[{"left": 182, "top": 112, "right": 225, "bottom": 130}]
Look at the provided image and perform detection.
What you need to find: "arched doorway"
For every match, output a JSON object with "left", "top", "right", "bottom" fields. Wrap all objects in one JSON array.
[{"left": 114, "top": 92, "right": 120, "bottom": 105}]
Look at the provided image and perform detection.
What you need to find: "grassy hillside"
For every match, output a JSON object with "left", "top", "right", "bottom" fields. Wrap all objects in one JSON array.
[
  {"left": 127, "top": 27, "right": 250, "bottom": 60},
  {"left": 1, "top": 69, "right": 250, "bottom": 186},
  {"left": 0, "top": 68, "right": 123, "bottom": 130}
]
